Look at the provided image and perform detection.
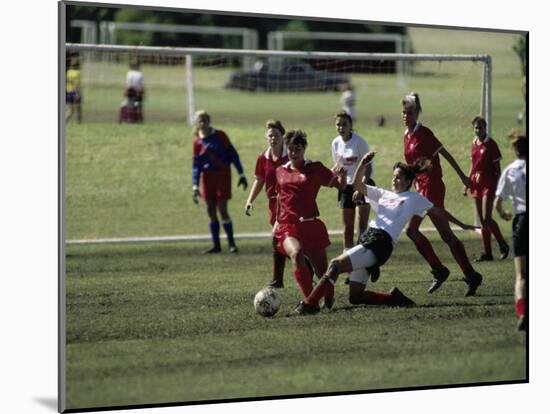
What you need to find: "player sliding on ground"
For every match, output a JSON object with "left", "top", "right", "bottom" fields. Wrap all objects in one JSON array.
[{"left": 293, "top": 151, "right": 481, "bottom": 315}]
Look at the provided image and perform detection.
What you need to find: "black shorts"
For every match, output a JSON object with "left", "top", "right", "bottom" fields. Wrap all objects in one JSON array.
[
  {"left": 338, "top": 179, "right": 376, "bottom": 209},
  {"left": 66, "top": 91, "right": 80, "bottom": 104},
  {"left": 512, "top": 213, "right": 527, "bottom": 257},
  {"left": 358, "top": 227, "right": 393, "bottom": 267}
]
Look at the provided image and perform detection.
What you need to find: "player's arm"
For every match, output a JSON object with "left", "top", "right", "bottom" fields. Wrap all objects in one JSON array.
[
  {"left": 494, "top": 169, "right": 512, "bottom": 220},
  {"left": 352, "top": 151, "right": 376, "bottom": 196},
  {"left": 430, "top": 206, "right": 479, "bottom": 231},
  {"left": 494, "top": 196, "right": 512, "bottom": 221},
  {"left": 192, "top": 140, "right": 202, "bottom": 204},
  {"left": 222, "top": 133, "right": 248, "bottom": 190},
  {"left": 439, "top": 147, "right": 472, "bottom": 188},
  {"left": 245, "top": 177, "right": 265, "bottom": 215},
  {"left": 464, "top": 159, "right": 473, "bottom": 196}
]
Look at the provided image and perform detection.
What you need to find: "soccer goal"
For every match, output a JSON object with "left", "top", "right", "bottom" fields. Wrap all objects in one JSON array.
[{"left": 65, "top": 43, "right": 492, "bottom": 130}]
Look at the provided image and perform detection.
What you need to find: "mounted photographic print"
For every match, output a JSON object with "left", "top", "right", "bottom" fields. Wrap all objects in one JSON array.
[{"left": 59, "top": 0, "right": 528, "bottom": 412}]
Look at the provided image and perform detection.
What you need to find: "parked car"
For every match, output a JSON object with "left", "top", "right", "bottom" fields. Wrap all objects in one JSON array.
[{"left": 224, "top": 61, "right": 350, "bottom": 92}]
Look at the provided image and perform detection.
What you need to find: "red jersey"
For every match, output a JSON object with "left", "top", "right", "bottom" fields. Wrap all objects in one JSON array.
[
  {"left": 403, "top": 123, "right": 444, "bottom": 185},
  {"left": 469, "top": 136, "right": 502, "bottom": 197},
  {"left": 276, "top": 160, "right": 337, "bottom": 224},
  {"left": 470, "top": 136, "right": 501, "bottom": 181},
  {"left": 254, "top": 147, "right": 289, "bottom": 199}
]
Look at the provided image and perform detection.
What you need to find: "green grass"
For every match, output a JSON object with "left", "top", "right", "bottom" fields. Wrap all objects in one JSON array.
[{"left": 65, "top": 235, "right": 526, "bottom": 410}]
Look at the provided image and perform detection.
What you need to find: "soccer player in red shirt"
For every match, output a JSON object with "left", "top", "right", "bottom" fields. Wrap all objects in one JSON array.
[
  {"left": 245, "top": 120, "right": 289, "bottom": 288},
  {"left": 192, "top": 110, "right": 248, "bottom": 254},
  {"left": 401, "top": 93, "right": 482, "bottom": 296},
  {"left": 274, "top": 130, "right": 347, "bottom": 311},
  {"left": 466, "top": 116, "right": 509, "bottom": 261}
]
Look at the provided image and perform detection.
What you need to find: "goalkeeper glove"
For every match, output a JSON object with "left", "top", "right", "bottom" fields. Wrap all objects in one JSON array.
[
  {"left": 237, "top": 175, "right": 248, "bottom": 190},
  {"left": 192, "top": 186, "right": 200, "bottom": 205}
]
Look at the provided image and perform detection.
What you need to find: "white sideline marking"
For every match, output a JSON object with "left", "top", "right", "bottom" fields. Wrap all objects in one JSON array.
[{"left": 66, "top": 226, "right": 473, "bottom": 245}]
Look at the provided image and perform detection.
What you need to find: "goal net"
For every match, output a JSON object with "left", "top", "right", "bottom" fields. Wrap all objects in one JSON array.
[{"left": 64, "top": 44, "right": 491, "bottom": 241}]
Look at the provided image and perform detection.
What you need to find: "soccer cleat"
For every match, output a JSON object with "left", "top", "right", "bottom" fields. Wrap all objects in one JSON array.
[
  {"left": 229, "top": 245, "right": 239, "bottom": 254},
  {"left": 499, "top": 242, "right": 510, "bottom": 260},
  {"left": 517, "top": 315, "right": 527, "bottom": 332},
  {"left": 368, "top": 266, "right": 380, "bottom": 283},
  {"left": 463, "top": 271, "right": 483, "bottom": 297},
  {"left": 428, "top": 266, "right": 450, "bottom": 294},
  {"left": 268, "top": 279, "right": 284, "bottom": 289},
  {"left": 291, "top": 301, "right": 320, "bottom": 316},
  {"left": 203, "top": 246, "right": 221, "bottom": 254},
  {"left": 389, "top": 287, "right": 415, "bottom": 307},
  {"left": 473, "top": 253, "right": 494, "bottom": 262},
  {"left": 323, "top": 296, "right": 335, "bottom": 310}
]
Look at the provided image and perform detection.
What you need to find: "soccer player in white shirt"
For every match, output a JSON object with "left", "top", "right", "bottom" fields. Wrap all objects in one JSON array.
[
  {"left": 294, "top": 151, "right": 481, "bottom": 314},
  {"left": 331, "top": 111, "right": 378, "bottom": 284},
  {"left": 119, "top": 60, "right": 145, "bottom": 123},
  {"left": 494, "top": 134, "right": 527, "bottom": 331},
  {"left": 340, "top": 82, "right": 356, "bottom": 122}
]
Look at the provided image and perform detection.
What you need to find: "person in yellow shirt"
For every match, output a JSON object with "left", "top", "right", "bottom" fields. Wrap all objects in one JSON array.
[{"left": 65, "top": 58, "right": 82, "bottom": 123}]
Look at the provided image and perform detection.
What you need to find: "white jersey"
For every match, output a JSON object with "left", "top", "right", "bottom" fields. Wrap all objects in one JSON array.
[
  {"left": 365, "top": 186, "right": 433, "bottom": 244},
  {"left": 495, "top": 158, "right": 526, "bottom": 214},
  {"left": 331, "top": 132, "right": 371, "bottom": 184},
  {"left": 126, "top": 70, "right": 144, "bottom": 91}
]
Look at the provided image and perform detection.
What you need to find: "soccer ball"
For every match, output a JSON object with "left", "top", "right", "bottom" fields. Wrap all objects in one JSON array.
[{"left": 254, "top": 287, "right": 282, "bottom": 317}]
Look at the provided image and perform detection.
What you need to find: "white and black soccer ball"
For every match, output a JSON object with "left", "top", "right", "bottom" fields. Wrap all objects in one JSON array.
[{"left": 253, "top": 287, "right": 282, "bottom": 317}]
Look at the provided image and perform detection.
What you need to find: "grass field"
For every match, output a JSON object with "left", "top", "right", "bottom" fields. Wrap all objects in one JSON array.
[
  {"left": 65, "top": 234, "right": 526, "bottom": 410},
  {"left": 63, "top": 28, "right": 527, "bottom": 411}
]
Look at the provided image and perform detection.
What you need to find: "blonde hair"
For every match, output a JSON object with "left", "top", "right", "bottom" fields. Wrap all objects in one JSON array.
[
  {"left": 193, "top": 110, "right": 211, "bottom": 135},
  {"left": 194, "top": 110, "right": 210, "bottom": 124},
  {"left": 401, "top": 92, "right": 422, "bottom": 114}
]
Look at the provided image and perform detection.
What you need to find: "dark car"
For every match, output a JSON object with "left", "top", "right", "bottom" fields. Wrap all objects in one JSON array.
[{"left": 224, "top": 61, "right": 350, "bottom": 92}]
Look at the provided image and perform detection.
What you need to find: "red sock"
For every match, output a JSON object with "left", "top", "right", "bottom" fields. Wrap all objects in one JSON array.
[
  {"left": 450, "top": 239, "right": 474, "bottom": 274},
  {"left": 489, "top": 220, "right": 506, "bottom": 245},
  {"left": 363, "top": 290, "right": 393, "bottom": 305},
  {"left": 272, "top": 251, "right": 286, "bottom": 282},
  {"left": 515, "top": 298, "right": 526, "bottom": 318},
  {"left": 294, "top": 265, "right": 314, "bottom": 298},
  {"left": 481, "top": 226, "right": 492, "bottom": 255},
  {"left": 414, "top": 233, "right": 443, "bottom": 270},
  {"left": 305, "top": 277, "right": 333, "bottom": 306}
]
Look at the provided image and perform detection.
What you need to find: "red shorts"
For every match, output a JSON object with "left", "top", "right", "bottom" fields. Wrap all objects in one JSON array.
[
  {"left": 201, "top": 170, "right": 231, "bottom": 200},
  {"left": 470, "top": 175, "right": 498, "bottom": 198},
  {"left": 274, "top": 220, "right": 331, "bottom": 255},
  {"left": 416, "top": 177, "right": 445, "bottom": 208}
]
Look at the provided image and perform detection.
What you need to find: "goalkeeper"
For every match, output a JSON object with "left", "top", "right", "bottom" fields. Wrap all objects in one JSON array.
[{"left": 192, "top": 110, "right": 248, "bottom": 254}]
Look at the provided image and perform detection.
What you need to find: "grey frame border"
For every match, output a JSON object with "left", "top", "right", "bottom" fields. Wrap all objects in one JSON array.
[{"left": 59, "top": 1, "right": 67, "bottom": 412}]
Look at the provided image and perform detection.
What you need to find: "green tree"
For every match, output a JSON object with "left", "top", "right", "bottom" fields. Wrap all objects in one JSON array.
[{"left": 513, "top": 35, "right": 527, "bottom": 76}]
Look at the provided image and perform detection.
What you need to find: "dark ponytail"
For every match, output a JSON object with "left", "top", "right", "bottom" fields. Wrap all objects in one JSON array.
[{"left": 393, "top": 157, "right": 432, "bottom": 189}]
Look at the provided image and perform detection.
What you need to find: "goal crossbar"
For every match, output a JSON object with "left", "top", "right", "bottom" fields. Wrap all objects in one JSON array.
[{"left": 65, "top": 43, "right": 489, "bottom": 63}]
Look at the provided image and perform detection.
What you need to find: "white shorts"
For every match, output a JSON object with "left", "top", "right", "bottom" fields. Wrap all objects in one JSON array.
[{"left": 346, "top": 244, "right": 377, "bottom": 284}]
